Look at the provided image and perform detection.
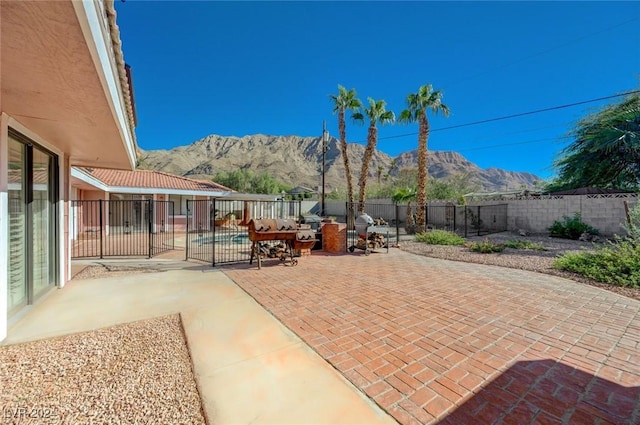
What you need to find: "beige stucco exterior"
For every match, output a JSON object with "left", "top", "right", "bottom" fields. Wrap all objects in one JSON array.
[{"left": 1, "top": 0, "right": 137, "bottom": 340}]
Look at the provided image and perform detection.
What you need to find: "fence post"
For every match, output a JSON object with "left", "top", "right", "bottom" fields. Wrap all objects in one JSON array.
[
  {"left": 99, "top": 199, "right": 104, "bottom": 259},
  {"left": 185, "top": 200, "right": 190, "bottom": 260},
  {"left": 425, "top": 203, "right": 429, "bottom": 230},
  {"left": 345, "top": 201, "right": 350, "bottom": 252},
  {"left": 477, "top": 206, "right": 481, "bottom": 236},
  {"left": 170, "top": 201, "right": 175, "bottom": 250},
  {"left": 148, "top": 200, "right": 153, "bottom": 259},
  {"left": 454, "top": 205, "right": 457, "bottom": 234},
  {"left": 395, "top": 203, "right": 400, "bottom": 245},
  {"left": 464, "top": 206, "right": 468, "bottom": 238},
  {"left": 212, "top": 199, "right": 216, "bottom": 267}
]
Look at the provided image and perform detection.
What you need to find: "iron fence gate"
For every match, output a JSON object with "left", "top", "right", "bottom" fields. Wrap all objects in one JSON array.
[
  {"left": 70, "top": 199, "right": 175, "bottom": 258},
  {"left": 420, "top": 204, "right": 508, "bottom": 237},
  {"left": 185, "top": 198, "right": 302, "bottom": 266},
  {"left": 345, "top": 202, "right": 509, "bottom": 249},
  {"left": 345, "top": 202, "right": 397, "bottom": 253}
]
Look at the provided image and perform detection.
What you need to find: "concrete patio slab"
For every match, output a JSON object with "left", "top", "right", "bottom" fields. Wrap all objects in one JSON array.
[
  {"left": 4, "top": 259, "right": 395, "bottom": 425},
  {"left": 225, "top": 249, "right": 640, "bottom": 425}
]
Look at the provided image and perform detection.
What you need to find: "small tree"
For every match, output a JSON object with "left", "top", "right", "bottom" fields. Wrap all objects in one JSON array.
[{"left": 392, "top": 187, "right": 417, "bottom": 234}]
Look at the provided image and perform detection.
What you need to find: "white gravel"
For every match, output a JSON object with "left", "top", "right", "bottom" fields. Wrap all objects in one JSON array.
[
  {"left": 0, "top": 315, "right": 207, "bottom": 425},
  {"left": 400, "top": 232, "right": 640, "bottom": 301}
]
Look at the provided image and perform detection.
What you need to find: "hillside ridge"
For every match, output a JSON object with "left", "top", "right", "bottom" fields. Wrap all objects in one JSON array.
[{"left": 138, "top": 134, "right": 541, "bottom": 192}]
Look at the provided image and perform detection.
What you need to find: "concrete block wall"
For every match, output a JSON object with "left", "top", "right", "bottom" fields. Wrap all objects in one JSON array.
[
  {"left": 477, "top": 195, "right": 637, "bottom": 236},
  {"left": 325, "top": 195, "right": 638, "bottom": 237}
]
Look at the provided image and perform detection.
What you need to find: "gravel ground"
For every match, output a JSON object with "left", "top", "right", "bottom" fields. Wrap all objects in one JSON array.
[
  {"left": 0, "top": 315, "right": 207, "bottom": 425},
  {"left": 400, "top": 232, "right": 640, "bottom": 302},
  {"left": 73, "top": 263, "right": 163, "bottom": 280}
]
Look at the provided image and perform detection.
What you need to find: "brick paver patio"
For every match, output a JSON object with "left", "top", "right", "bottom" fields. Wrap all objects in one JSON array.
[{"left": 224, "top": 249, "right": 640, "bottom": 424}]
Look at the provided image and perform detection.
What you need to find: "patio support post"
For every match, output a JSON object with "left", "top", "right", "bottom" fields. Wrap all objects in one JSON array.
[{"left": 477, "top": 206, "right": 481, "bottom": 236}]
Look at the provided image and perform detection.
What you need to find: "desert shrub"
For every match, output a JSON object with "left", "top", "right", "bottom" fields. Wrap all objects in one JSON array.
[
  {"left": 553, "top": 240, "right": 640, "bottom": 287},
  {"left": 548, "top": 213, "right": 599, "bottom": 240},
  {"left": 415, "top": 230, "right": 465, "bottom": 246},
  {"left": 467, "top": 238, "right": 505, "bottom": 253},
  {"left": 623, "top": 202, "right": 640, "bottom": 240},
  {"left": 503, "top": 240, "right": 546, "bottom": 251}
]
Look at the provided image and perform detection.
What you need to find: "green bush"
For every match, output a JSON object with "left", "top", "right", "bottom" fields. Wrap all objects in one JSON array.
[
  {"left": 623, "top": 201, "right": 640, "bottom": 240},
  {"left": 503, "top": 240, "right": 547, "bottom": 251},
  {"left": 467, "top": 238, "right": 505, "bottom": 253},
  {"left": 548, "top": 213, "right": 599, "bottom": 240},
  {"left": 415, "top": 230, "right": 465, "bottom": 246},
  {"left": 553, "top": 240, "right": 640, "bottom": 287}
]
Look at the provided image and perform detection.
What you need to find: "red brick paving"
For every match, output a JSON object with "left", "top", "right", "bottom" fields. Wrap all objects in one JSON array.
[{"left": 224, "top": 249, "right": 640, "bottom": 424}]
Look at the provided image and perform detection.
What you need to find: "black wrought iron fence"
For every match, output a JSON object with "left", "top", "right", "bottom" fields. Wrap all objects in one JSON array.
[
  {"left": 185, "top": 199, "right": 302, "bottom": 266},
  {"left": 70, "top": 199, "right": 175, "bottom": 258},
  {"left": 345, "top": 202, "right": 397, "bottom": 252},
  {"left": 345, "top": 202, "right": 509, "bottom": 250}
]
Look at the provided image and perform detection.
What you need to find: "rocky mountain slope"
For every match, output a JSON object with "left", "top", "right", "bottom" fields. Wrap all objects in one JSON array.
[{"left": 138, "top": 134, "right": 541, "bottom": 192}]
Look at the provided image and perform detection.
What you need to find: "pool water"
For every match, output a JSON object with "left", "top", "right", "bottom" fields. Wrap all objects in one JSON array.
[{"left": 192, "top": 233, "right": 250, "bottom": 245}]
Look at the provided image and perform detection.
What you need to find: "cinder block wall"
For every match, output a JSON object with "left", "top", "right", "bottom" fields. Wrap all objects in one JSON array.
[
  {"left": 476, "top": 195, "right": 637, "bottom": 236},
  {"left": 326, "top": 195, "right": 638, "bottom": 237}
]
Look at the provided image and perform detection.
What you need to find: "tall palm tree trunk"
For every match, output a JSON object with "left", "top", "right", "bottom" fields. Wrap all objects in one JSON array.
[
  {"left": 357, "top": 124, "right": 377, "bottom": 214},
  {"left": 339, "top": 111, "right": 355, "bottom": 224},
  {"left": 416, "top": 113, "right": 430, "bottom": 231}
]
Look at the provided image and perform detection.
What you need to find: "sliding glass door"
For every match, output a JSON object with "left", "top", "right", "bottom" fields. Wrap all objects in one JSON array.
[
  {"left": 7, "top": 131, "right": 58, "bottom": 315},
  {"left": 7, "top": 138, "right": 27, "bottom": 312}
]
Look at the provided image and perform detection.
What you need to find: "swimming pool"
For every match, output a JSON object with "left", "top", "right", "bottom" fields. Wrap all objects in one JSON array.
[{"left": 191, "top": 233, "right": 250, "bottom": 245}]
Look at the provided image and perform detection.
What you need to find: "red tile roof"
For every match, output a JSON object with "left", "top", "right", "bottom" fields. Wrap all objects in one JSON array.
[
  {"left": 78, "top": 168, "right": 233, "bottom": 192},
  {"left": 8, "top": 169, "right": 49, "bottom": 185}
]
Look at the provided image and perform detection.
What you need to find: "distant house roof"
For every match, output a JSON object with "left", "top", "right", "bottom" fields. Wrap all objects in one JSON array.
[
  {"left": 71, "top": 167, "right": 280, "bottom": 201},
  {"left": 548, "top": 187, "right": 636, "bottom": 196},
  {"left": 74, "top": 167, "right": 232, "bottom": 192},
  {"left": 288, "top": 186, "right": 316, "bottom": 194}
]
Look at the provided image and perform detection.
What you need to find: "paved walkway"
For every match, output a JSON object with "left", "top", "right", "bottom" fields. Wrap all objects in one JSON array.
[
  {"left": 224, "top": 249, "right": 640, "bottom": 425},
  {"left": 5, "top": 259, "right": 394, "bottom": 425}
]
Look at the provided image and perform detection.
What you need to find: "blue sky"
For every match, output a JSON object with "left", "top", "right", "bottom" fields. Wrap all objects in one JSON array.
[{"left": 115, "top": 1, "right": 639, "bottom": 180}]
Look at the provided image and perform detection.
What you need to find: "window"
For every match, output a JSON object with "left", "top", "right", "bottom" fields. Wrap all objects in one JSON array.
[{"left": 168, "top": 194, "right": 189, "bottom": 215}]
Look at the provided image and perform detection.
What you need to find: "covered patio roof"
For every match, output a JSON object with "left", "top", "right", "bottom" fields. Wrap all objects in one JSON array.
[{"left": 1, "top": 0, "right": 137, "bottom": 169}]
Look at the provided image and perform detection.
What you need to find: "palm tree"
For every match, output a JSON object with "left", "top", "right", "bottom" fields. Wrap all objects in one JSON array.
[
  {"left": 330, "top": 85, "right": 362, "bottom": 222},
  {"left": 389, "top": 158, "right": 398, "bottom": 176},
  {"left": 392, "top": 187, "right": 417, "bottom": 234},
  {"left": 353, "top": 97, "right": 395, "bottom": 213},
  {"left": 398, "top": 84, "right": 450, "bottom": 232},
  {"left": 377, "top": 165, "right": 384, "bottom": 185}
]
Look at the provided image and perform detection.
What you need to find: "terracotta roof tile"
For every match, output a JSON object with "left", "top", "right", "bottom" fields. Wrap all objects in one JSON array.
[{"left": 80, "top": 168, "right": 233, "bottom": 192}]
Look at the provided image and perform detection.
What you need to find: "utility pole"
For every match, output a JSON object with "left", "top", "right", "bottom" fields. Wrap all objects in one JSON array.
[{"left": 321, "top": 121, "right": 329, "bottom": 217}]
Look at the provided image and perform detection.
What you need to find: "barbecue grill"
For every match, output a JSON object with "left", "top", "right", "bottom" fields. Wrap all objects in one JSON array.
[
  {"left": 349, "top": 213, "right": 389, "bottom": 256},
  {"left": 299, "top": 214, "right": 322, "bottom": 231},
  {"left": 248, "top": 218, "right": 317, "bottom": 269}
]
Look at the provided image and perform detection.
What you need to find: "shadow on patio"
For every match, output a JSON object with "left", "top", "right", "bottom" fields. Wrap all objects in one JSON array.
[{"left": 438, "top": 359, "right": 640, "bottom": 424}]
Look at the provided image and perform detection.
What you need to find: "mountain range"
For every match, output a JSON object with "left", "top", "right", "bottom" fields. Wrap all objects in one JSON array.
[{"left": 137, "top": 134, "right": 542, "bottom": 192}]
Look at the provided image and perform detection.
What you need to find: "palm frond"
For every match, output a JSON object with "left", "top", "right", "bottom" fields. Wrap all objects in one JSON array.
[{"left": 351, "top": 112, "right": 365, "bottom": 124}]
